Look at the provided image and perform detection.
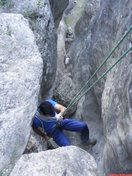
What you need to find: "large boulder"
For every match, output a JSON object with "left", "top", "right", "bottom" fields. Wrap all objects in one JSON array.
[
  {"left": 0, "top": 13, "right": 43, "bottom": 175},
  {"left": 10, "top": 146, "right": 97, "bottom": 176},
  {"left": 0, "top": 0, "right": 57, "bottom": 97}
]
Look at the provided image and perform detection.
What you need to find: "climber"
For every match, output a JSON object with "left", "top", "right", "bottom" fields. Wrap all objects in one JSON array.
[
  {"left": 32, "top": 99, "right": 96, "bottom": 147},
  {"left": 64, "top": 55, "right": 72, "bottom": 77}
]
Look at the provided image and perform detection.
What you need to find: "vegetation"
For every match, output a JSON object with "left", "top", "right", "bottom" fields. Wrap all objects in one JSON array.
[
  {"left": 37, "top": 0, "right": 43, "bottom": 8},
  {"left": 0, "top": 0, "right": 12, "bottom": 6},
  {"left": 65, "top": 16, "right": 70, "bottom": 26},
  {"left": 65, "top": 0, "right": 88, "bottom": 28},
  {"left": 23, "top": 11, "right": 38, "bottom": 18}
]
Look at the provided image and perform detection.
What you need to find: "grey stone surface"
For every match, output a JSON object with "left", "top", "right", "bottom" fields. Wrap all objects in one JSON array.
[
  {"left": 0, "top": 13, "right": 43, "bottom": 175},
  {"left": 24, "top": 135, "right": 47, "bottom": 154},
  {"left": 10, "top": 146, "right": 97, "bottom": 176},
  {"left": 49, "top": 0, "right": 69, "bottom": 28},
  {"left": 0, "top": 0, "right": 57, "bottom": 98},
  {"left": 68, "top": 0, "right": 132, "bottom": 175},
  {"left": 101, "top": 14, "right": 132, "bottom": 176},
  {"left": 86, "top": 0, "right": 132, "bottom": 175},
  {"left": 67, "top": 1, "right": 103, "bottom": 174},
  {"left": 102, "top": 59, "right": 132, "bottom": 174},
  {"left": 52, "top": 0, "right": 87, "bottom": 115},
  {"left": 53, "top": 75, "right": 77, "bottom": 115},
  {"left": 24, "top": 133, "right": 58, "bottom": 154},
  {"left": 51, "top": 3, "right": 104, "bottom": 176},
  {"left": 0, "top": 0, "right": 132, "bottom": 175}
]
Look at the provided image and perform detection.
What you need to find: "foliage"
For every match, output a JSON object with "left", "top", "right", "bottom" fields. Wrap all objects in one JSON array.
[
  {"left": 0, "top": 0, "right": 12, "bottom": 6},
  {"left": 65, "top": 16, "right": 70, "bottom": 26},
  {"left": 24, "top": 11, "right": 38, "bottom": 18},
  {"left": 37, "top": 0, "right": 43, "bottom": 8}
]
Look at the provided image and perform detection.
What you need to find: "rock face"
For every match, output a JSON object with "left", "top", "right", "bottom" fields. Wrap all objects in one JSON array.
[
  {"left": 66, "top": 1, "right": 104, "bottom": 174},
  {"left": 68, "top": 0, "right": 132, "bottom": 175},
  {"left": 53, "top": 75, "right": 77, "bottom": 115},
  {"left": 0, "top": 0, "right": 57, "bottom": 98},
  {"left": 100, "top": 1, "right": 132, "bottom": 174},
  {"left": 0, "top": 0, "right": 132, "bottom": 176},
  {"left": 10, "top": 146, "right": 97, "bottom": 176},
  {"left": 0, "top": 13, "right": 43, "bottom": 175},
  {"left": 102, "top": 55, "right": 132, "bottom": 175},
  {"left": 24, "top": 133, "right": 58, "bottom": 154},
  {"left": 49, "top": 0, "right": 69, "bottom": 28}
]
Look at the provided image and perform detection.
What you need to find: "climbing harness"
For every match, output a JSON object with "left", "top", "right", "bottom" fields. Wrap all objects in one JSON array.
[
  {"left": 63, "top": 24, "right": 132, "bottom": 116},
  {"left": 35, "top": 111, "right": 57, "bottom": 122},
  {"left": 34, "top": 111, "right": 60, "bottom": 137},
  {"left": 49, "top": 120, "right": 61, "bottom": 137},
  {"left": 34, "top": 116, "right": 56, "bottom": 149}
]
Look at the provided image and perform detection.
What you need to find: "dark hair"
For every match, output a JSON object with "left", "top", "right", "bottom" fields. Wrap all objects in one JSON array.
[{"left": 39, "top": 101, "right": 55, "bottom": 116}]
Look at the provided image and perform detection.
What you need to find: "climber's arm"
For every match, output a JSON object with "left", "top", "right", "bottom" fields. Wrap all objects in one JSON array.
[{"left": 54, "top": 103, "right": 66, "bottom": 115}]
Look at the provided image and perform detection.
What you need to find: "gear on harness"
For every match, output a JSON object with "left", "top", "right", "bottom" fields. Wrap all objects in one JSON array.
[
  {"left": 34, "top": 111, "right": 62, "bottom": 137},
  {"left": 48, "top": 120, "right": 61, "bottom": 137}
]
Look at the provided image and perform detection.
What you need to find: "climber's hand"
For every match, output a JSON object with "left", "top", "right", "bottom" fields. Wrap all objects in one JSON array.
[{"left": 56, "top": 113, "right": 63, "bottom": 121}]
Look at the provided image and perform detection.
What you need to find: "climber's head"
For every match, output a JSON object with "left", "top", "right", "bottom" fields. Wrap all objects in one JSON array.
[{"left": 39, "top": 101, "right": 55, "bottom": 117}]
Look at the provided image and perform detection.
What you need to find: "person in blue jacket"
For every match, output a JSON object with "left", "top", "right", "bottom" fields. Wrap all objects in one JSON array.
[{"left": 32, "top": 99, "right": 96, "bottom": 147}]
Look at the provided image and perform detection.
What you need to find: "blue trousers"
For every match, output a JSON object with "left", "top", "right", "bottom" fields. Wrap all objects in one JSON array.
[{"left": 52, "top": 119, "right": 89, "bottom": 146}]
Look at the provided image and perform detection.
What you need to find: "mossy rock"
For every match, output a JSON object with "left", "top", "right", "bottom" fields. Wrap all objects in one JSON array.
[{"left": 65, "top": 0, "right": 88, "bottom": 28}]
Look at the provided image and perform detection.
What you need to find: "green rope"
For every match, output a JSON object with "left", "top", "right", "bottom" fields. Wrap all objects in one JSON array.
[
  {"left": 63, "top": 25, "right": 132, "bottom": 115},
  {"left": 64, "top": 25, "right": 132, "bottom": 114},
  {"left": 66, "top": 46, "right": 132, "bottom": 110}
]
